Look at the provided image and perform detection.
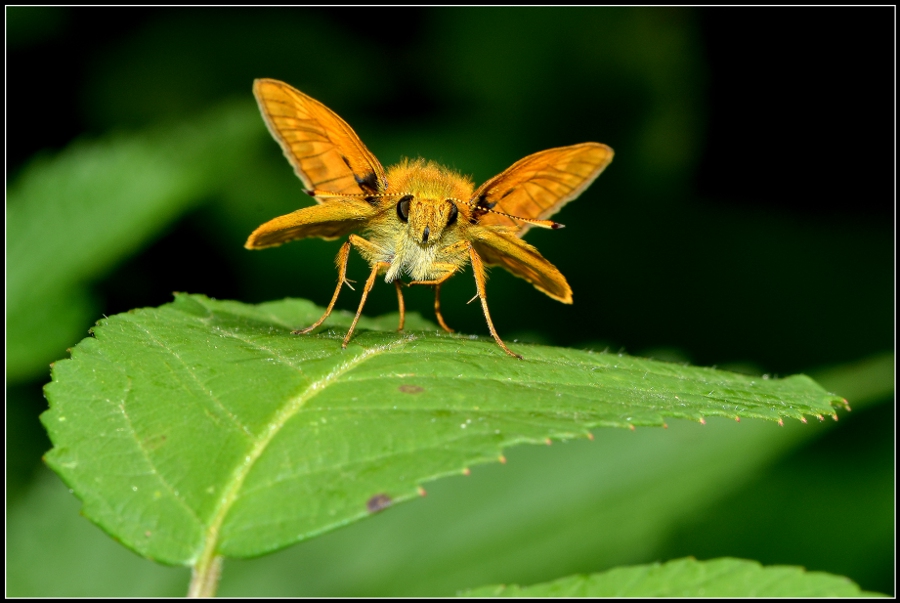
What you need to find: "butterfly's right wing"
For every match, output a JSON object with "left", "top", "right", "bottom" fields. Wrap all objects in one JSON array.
[
  {"left": 245, "top": 201, "right": 377, "bottom": 249},
  {"left": 253, "top": 78, "right": 387, "bottom": 198},
  {"left": 247, "top": 80, "right": 388, "bottom": 249}
]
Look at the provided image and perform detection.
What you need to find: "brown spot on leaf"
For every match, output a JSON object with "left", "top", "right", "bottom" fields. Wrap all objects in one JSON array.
[
  {"left": 366, "top": 493, "right": 392, "bottom": 513},
  {"left": 398, "top": 384, "right": 424, "bottom": 394},
  {"left": 142, "top": 434, "right": 168, "bottom": 451}
]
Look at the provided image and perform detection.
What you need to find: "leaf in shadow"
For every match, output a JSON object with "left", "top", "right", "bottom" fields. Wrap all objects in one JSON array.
[
  {"left": 7, "top": 101, "right": 261, "bottom": 382},
  {"left": 459, "top": 557, "right": 881, "bottom": 597}
]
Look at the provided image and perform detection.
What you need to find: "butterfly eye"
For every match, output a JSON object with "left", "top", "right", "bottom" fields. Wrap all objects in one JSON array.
[
  {"left": 446, "top": 201, "right": 458, "bottom": 227},
  {"left": 396, "top": 195, "right": 413, "bottom": 223}
]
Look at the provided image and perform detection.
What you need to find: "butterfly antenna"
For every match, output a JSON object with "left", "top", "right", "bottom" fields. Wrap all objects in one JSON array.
[
  {"left": 483, "top": 206, "right": 564, "bottom": 229},
  {"left": 305, "top": 189, "right": 410, "bottom": 200}
]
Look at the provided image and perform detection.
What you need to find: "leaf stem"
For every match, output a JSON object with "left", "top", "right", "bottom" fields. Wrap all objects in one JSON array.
[{"left": 188, "top": 554, "right": 223, "bottom": 598}]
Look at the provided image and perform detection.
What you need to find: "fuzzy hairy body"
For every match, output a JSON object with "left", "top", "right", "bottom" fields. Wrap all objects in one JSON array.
[
  {"left": 244, "top": 78, "right": 614, "bottom": 357},
  {"left": 358, "top": 159, "right": 475, "bottom": 283}
]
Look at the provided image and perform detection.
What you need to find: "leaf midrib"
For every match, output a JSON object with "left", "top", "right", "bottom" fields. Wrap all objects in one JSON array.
[{"left": 190, "top": 334, "right": 416, "bottom": 564}]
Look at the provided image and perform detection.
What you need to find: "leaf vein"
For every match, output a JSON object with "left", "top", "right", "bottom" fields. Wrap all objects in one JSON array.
[
  {"left": 135, "top": 317, "right": 256, "bottom": 439},
  {"left": 195, "top": 335, "right": 415, "bottom": 564},
  {"left": 114, "top": 369, "right": 205, "bottom": 527}
]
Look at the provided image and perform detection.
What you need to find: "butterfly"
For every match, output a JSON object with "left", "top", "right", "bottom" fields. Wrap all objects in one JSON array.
[{"left": 246, "top": 78, "right": 613, "bottom": 358}]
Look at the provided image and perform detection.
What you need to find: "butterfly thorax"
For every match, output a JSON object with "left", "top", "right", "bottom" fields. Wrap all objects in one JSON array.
[{"left": 361, "top": 159, "right": 475, "bottom": 282}]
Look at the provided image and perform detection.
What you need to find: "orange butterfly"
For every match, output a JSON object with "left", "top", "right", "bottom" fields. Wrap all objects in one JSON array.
[{"left": 246, "top": 79, "right": 613, "bottom": 358}]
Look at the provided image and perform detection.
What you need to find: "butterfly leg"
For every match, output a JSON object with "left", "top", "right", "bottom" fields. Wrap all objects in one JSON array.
[
  {"left": 394, "top": 280, "right": 406, "bottom": 331},
  {"left": 343, "top": 259, "right": 391, "bottom": 349},
  {"left": 408, "top": 270, "right": 456, "bottom": 333},
  {"left": 468, "top": 243, "right": 522, "bottom": 359},
  {"left": 407, "top": 240, "right": 468, "bottom": 333},
  {"left": 294, "top": 239, "right": 353, "bottom": 334},
  {"left": 433, "top": 284, "right": 454, "bottom": 333}
]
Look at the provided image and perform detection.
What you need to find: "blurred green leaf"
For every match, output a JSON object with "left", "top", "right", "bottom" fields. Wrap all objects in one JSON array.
[
  {"left": 42, "top": 293, "right": 843, "bottom": 569},
  {"left": 654, "top": 352, "right": 894, "bottom": 596},
  {"left": 810, "top": 352, "right": 895, "bottom": 412},
  {"left": 6, "top": 468, "right": 189, "bottom": 597},
  {"left": 460, "top": 557, "right": 881, "bottom": 597},
  {"left": 7, "top": 101, "right": 261, "bottom": 382}
]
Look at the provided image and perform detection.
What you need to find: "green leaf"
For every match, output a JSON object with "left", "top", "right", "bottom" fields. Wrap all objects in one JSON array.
[
  {"left": 6, "top": 101, "right": 261, "bottom": 382},
  {"left": 459, "top": 557, "right": 882, "bottom": 597},
  {"left": 42, "top": 294, "right": 845, "bottom": 568},
  {"left": 7, "top": 468, "right": 189, "bottom": 597}
]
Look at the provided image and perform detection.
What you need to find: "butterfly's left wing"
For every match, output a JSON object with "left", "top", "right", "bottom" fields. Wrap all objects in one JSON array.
[
  {"left": 470, "top": 226, "right": 572, "bottom": 303},
  {"left": 471, "top": 143, "right": 613, "bottom": 236}
]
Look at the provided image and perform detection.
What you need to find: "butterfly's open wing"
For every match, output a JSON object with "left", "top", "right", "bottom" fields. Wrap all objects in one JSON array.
[
  {"left": 471, "top": 143, "right": 613, "bottom": 236},
  {"left": 245, "top": 201, "right": 376, "bottom": 249},
  {"left": 247, "top": 80, "right": 386, "bottom": 248},
  {"left": 470, "top": 227, "right": 572, "bottom": 303},
  {"left": 253, "top": 78, "right": 387, "bottom": 198}
]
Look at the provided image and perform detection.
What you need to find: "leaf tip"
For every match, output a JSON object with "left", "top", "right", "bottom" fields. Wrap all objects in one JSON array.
[
  {"left": 462, "top": 467, "right": 471, "bottom": 476},
  {"left": 587, "top": 432, "right": 594, "bottom": 441},
  {"left": 800, "top": 415, "right": 808, "bottom": 423},
  {"left": 498, "top": 455, "right": 507, "bottom": 464},
  {"left": 699, "top": 417, "right": 706, "bottom": 425},
  {"left": 628, "top": 424, "right": 636, "bottom": 432},
  {"left": 816, "top": 414, "right": 825, "bottom": 422},
  {"left": 545, "top": 438, "right": 552, "bottom": 446},
  {"left": 417, "top": 486, "right": 427, "bottom": 497},
  {"left": 831, "top": 413, "right": 839, "bottom": 422},
  {"left": 777, "top": 418, "right": 784, "bottom": 427},
  {"left": 734, "top": 416, "right": 741, "bottom": 422}
]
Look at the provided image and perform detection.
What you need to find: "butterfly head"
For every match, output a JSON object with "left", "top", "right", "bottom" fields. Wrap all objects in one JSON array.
[
  {"left": 395, "top": 193, "right": 461, "bottom": 247},
  {"left": 385, "top": 159, "right": 474, "bottom": 248}
]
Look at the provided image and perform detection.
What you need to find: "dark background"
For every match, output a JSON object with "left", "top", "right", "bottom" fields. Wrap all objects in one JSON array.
[
  {"left": 7, "top": 7, "right": 894, "bottom": 595},
  {"left": 8, "top": 7, "right": 892, "bottom": 373}
]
